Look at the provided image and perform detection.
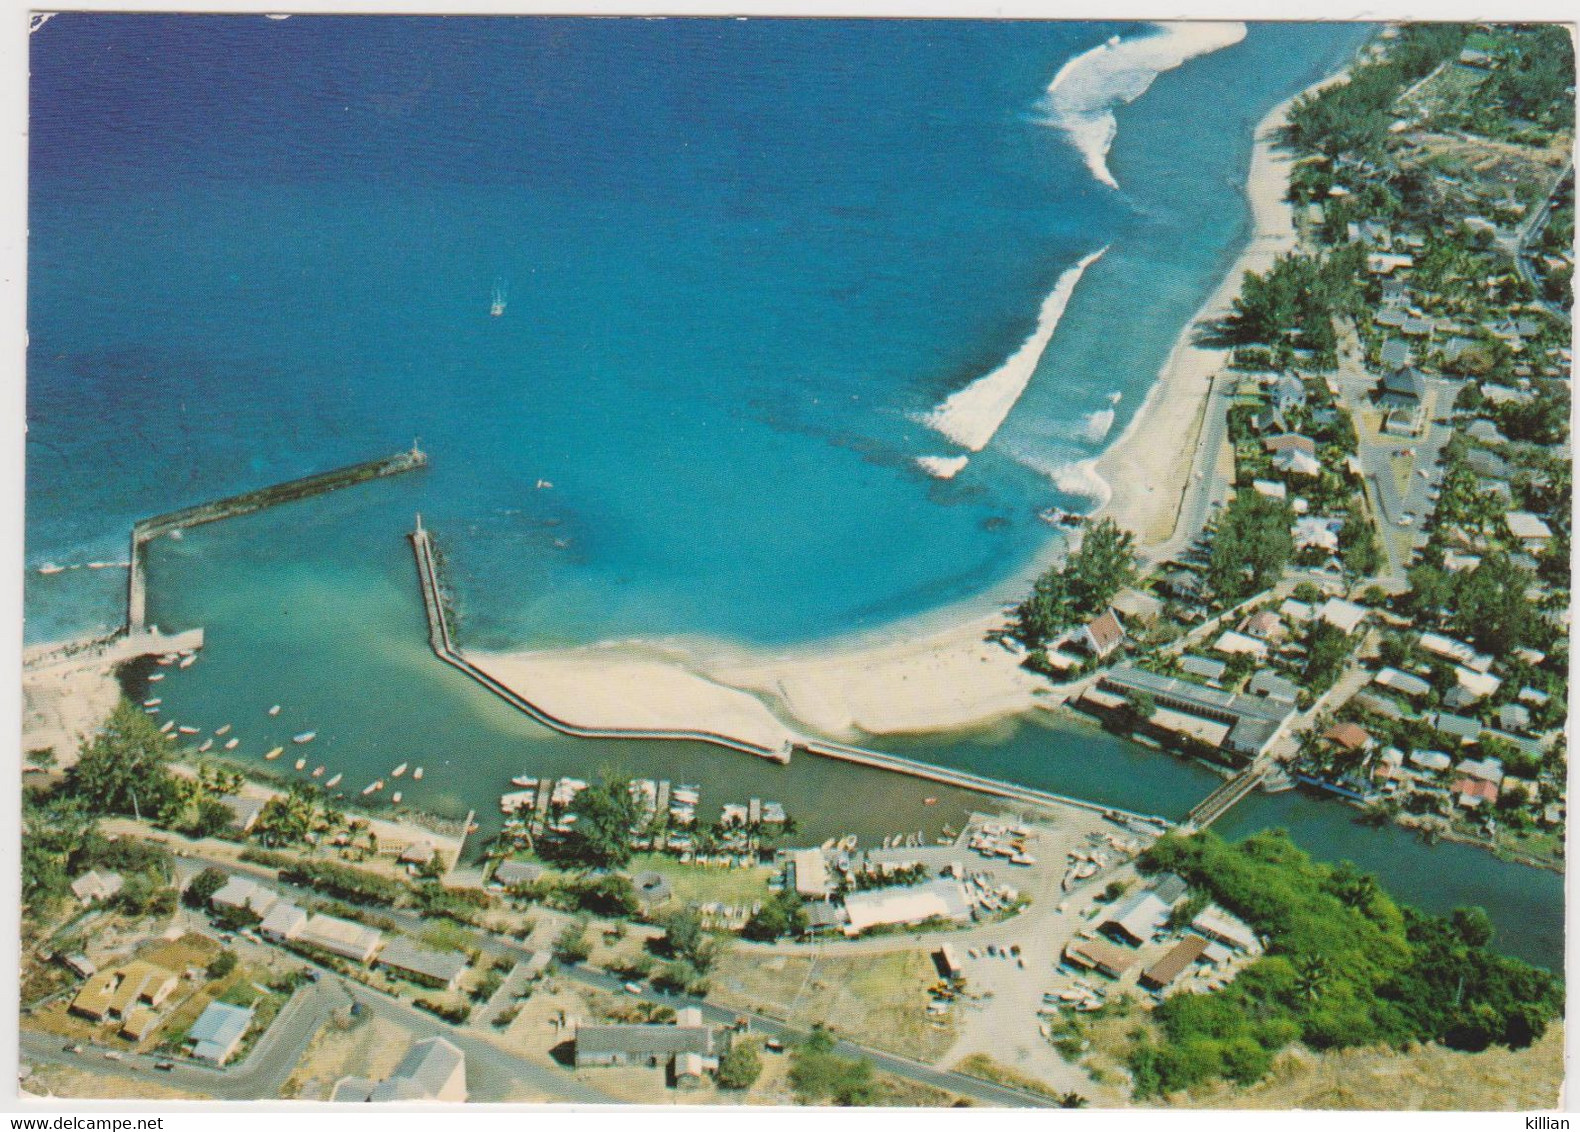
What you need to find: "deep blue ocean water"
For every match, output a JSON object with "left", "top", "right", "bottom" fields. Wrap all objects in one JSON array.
[{"left": 32, "top": 18, "right": 1560, "bottom": 970}]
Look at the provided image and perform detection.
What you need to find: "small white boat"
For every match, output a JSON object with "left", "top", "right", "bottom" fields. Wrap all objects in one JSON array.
[
  {"left": 293, "top": 731, "right": 316, "bottom": 744},
  {"left": 392, "top": 762, "right": 408, "bottom": 778},
  {"left": 224, "top": 738, "right": 239, "bottom": 750},
  {"left": 268, "top": 705, "right": 281, "bottom": 716},
  {"left": 197, "top": 739, "right": 213, "bottom": 752},
  {"left": 362, "top": 779, "right": 384, "bottom": 796},
  {"left": 178, "top": 725, "right": 200, "bottom": 735},
  {"left": 143, "top": 697, "right": 162, "bottom": 707},
  {"left": 215, "top": 724, "right": 232, "bottom": 736},
  {"left": 312, "top": 766, "right": 325, "bottom": 777},
  {"left": 391, "top": 792, "right": 402, "bottom": 804},
  {"left": 294, "top": 757, "right": 307, "bottom": 771},
  {"left": 143, "top": 707, "right": 159, "bottom": 715},
  {"left": 148, "top": 673, "right": 165, "bottom": 682},
  {"left": 510, "top": 775, "right": 537, "bottom": 788},
  {"left": 178, "top": 655, "right": 196, "bottom": 668},
  {"left": 38, "top": 563, "right": 64, "bottom": 575},
  {"left": 412, "top": 767, "right": 423, "bottom": 780},
  {"left": 159, "top": 720, "right": 175, "bottom": 734},
  {"left": 325, "top": 773, "right": 343, "bottom": 788},
  {"left": 265, "top": 746, "right": 284, "bottom": 760}
]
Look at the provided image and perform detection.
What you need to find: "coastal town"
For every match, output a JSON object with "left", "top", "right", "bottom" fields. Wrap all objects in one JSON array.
[{"left": 17, "top": 19, "right": 1572, "bottom": 1113}]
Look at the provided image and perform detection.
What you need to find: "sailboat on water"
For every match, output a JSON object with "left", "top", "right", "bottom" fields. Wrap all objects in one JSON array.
[{"left": 490, "top": 279, "right": 508, "bottom": 317}]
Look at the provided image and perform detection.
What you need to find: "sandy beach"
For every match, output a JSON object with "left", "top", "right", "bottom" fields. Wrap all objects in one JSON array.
[
  {"left": 459, "top": 72, "right": 1341, "bottom": 748},
  {"left": 1092, "top": 79, "right": 1340, "bottom": 549}
]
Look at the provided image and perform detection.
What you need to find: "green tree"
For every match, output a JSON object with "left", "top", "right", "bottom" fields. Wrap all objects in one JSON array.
[
  {"left": 206, "top": 950, "right": 238, "bottom": 980},
  {"left": 1209, "top": 492, "right": 1294, "bottom": 602},
  {"left": 716, "top": 1040, "right": 763, "bottom": 1090},
  {"left": 553, "top": 918, "right": 592, "bottom": 964},
  {"left": 742, "top": 891, "right": 808, "bottom": 942},
  {"left": 66, "top": 699, "right": 180, "bottom": 819},
  {"left": 184, "top": 867, "right": 229, "bottom": 909},
  {"left": 790, "top": 1027, "right": 879, "bottom": 1106},
  {"left": 1011, "top": 518, "right": 1137, "bottom": 648},
  {"left": 555, "top": 776, "right": 641, "bottom": 870}
]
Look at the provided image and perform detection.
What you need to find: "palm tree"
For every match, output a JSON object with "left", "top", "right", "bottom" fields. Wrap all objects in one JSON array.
[
  {"left": 1059, "top": 1092, "right": 1089, "bottom": 1109},
  {"left": 1293, "top": 955, "right": 1330, "bottom": 1003}
]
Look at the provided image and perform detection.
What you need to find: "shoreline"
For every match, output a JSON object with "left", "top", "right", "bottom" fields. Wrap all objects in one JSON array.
[{"left": 459, "top": 69, "right": 1349, "bottom": 745}]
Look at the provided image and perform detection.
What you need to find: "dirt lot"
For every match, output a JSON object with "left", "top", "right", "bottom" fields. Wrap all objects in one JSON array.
[
  {"left": 709, "top": 947, "right": 957, "bottom": 1062},
  {"left": 280, "top": 1008, "right": 414, "bottom": 1100}
]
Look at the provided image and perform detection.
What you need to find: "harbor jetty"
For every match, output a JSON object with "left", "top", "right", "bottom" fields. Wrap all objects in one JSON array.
[
  {"left": 127, "top": 445, "right": 427, "bottom": 631},
  {"left": 409, "top": 515, "right": 793, "bottom": 761}
]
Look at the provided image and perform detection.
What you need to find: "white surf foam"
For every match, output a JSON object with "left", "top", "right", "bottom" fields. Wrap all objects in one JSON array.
[
  {"left": 1042, "top": 22, "right": 1247, "bottom": 190},
  {"left": 1000, "top": 442, "right": 1114, "bottom": 513},
  {"left": 1079, "top": 406, "right": 1116, "bottom": 443},
  {"left": 915, "top": 454, "right": 970, "bottom": 480},
  {"left": 922, "top": 246, "right": 1107, "bottom": 453}
]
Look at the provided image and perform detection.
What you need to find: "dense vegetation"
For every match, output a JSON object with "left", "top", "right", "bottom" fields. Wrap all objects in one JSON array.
[
  {"left": 541, "top": 775, "right": 643, "bottom": 870},
  {"left": 1010, "top": 518, "right": 1137, "bottom": 649},
  {"left": 1126, "top": 831, "right": 1562, "bottom": 1097},
  {"left": 1207, "top": 492, "right": 1294, "bottom": 602},
  {"left": 789, "top": 1026, "right": 879, "bottom": 1106},
  {"left": 1222, "top": 250, "right": 1364, "bottom": 369}
]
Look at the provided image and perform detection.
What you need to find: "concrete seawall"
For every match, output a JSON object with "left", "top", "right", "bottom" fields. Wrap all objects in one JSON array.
[
  {"left": 128, "top": 446, "right": 427, "bottom": 631},
  {"left": 409, "top": 518, "right": 792, "bottom": 761}
]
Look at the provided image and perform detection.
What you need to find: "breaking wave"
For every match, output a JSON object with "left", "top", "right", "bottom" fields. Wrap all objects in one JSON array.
[
  {"left": 1041, "top": 22, "right": 1247, "bottom": 190},
  {"left": 922, "top": 246, "right": 1107, "bottom": 452}
]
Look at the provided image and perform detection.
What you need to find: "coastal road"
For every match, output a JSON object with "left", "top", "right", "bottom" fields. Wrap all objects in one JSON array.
[
  {"left": 176, "top": 853, "right": 1058, "bottom": 1107},
  {"left": 1510, "top": 157, "right": 1572, "bottom": 325},
  {"left": 1143, "top": 370, "right": 1235, "bottom": 569}
]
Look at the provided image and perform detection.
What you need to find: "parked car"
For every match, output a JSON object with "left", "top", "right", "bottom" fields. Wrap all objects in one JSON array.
[{"left": 154, "top": 1061, "right": 175, "bottom": 1072}]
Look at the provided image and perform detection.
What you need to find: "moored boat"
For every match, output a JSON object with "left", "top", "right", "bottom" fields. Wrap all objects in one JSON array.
[
  {"left": 159, "top": 720, "right": 174, "bottom": 734},
  {"left": 215, "top": 724, "right": 231, "bottom": 736},
  {"left": 293, "top": 731, "right": 316, "bottom": 744},
  {"left": 179, "top": 655, "right": 195, "bottom": 668},
  {"left": 392, "top": 791, "right": 402, "bottom": 804},
  {"left": 294, "top": 757, "right": 307, "bottom": 770},
  {"left": 392, "top": 762, "right": 408, "bottom": 778},
  {"left": 268, "top": 705, "right": 281, "bottom": 716},
  {"left": 510, "top": 775, "right": 536, "bottom": 788},
  {"left": 413, "top": 767, "right": 423, "bottom": 780},
  {"left": 143, "top": 698, "right": 162, "bottom": 707},
  {"left": 265, "top": 746, "right": 284, "bottom": 760},
  {"left": 224, "top": 738, "right": 239, "bottom": 750},
  {"left": 312, "top": 766, "right": 325, "bottom": 777},
  {"left": 362, "top": 779, "right": 384, "bottom": 795},
  {"left": 178, "top": 725, "right": 200, "bottom": 735},
  {"left": 197, "top": 739, "right": 213, "bottom": 752},
  {"left": 148, "top": 673, "right": 165, "bottom": 682},
  {"left": 326, "top": 773, "right": 343, "bottom": 788}
]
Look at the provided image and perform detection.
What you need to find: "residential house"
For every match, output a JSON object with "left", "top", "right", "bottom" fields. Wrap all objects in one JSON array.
[
  {"left": 1408, "top": 750, "right": 1453, "bottom": 774},
  {"left": 1434, "top": 712, "right": 1485, "bottom": 746},
  {"left": 788, "top": 848, "right": 830, "bottom": 899},
  {"left": 1263, "top": 434, "right": 1317, "bottom": 458},
  {"left": 1374, "top": 667, "right": 1431, "bottom": 700},
  {"left": 1498, "top": 703, "right": 1533, "bottom": 734},
  {"left": 1075, "top": 608, "right": 1127, "bottom": 660},
  {"left": 1293, "top": 517, "right": 1342, "bottom": 553},
  {"left": 1452, "top": 777, "right": 1499, "bottom": 810},
  {"left": 70, "top": 869, "right": 123, "bottom": 906},
  {"left": 295, "top": 914, "right": 383, "bottom": 964},
  {"left": 210, "top": 876, "right": 279, "bottom": 919},
  {"left": 1379, "top": 339, "right": 1412, "bottom": 369},
  {"left": 71, "top": 961, "right": 178, "bottom": 1023},
  {"left": 376, "top": 938, "right": 468, "bottom": 992},
  {"left": 1252, "top": 479, "right": 1288, "bottom": 501},
  {"left": 1212, "top": 630, "right": 1267, "bottom": 659},
  {"left": 1274, "top": 448, "right": 1322, "bottom": 478},
  {"left": 333, "top": 1037, "right": 468, "bottom": 1103},
  {"left": 1377, "top": 366, "right": 1427, "bottom": 410},
  {"left": 1271, "top": 373, "right": 1308, "bottom": 413},
  {"left": 1317, "top": 598, "right": 1367, "bottom": 635},
  {"left": 1179, "top": 655, "right": 1228, "bottom": 685},
  {"left": 572, "top": 1011, "right": 721, "bottom": 1076},
  {"left": 1247, "top": 670, "right": 1301, "bottom": 707},
  {"left": 1323, "top": 722, "right": 1373, "bottom": 756},
  {"left": 187, "top": 1001, "right": 254, "bottom": 1066},
  {"left": 258, "top": 902, "right": 308, "bottom": 945},
  {"left": 1505, "top": 511, "right": 1553, "bottom": 552},
  {"left": 1190, "top": 906, "right": 1259, "bottom": 953},
  {"left": 1240, "top": 610, "right": 1283, "bottom": 641}
]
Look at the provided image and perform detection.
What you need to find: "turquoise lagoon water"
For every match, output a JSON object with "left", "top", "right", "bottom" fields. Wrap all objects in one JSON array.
[{"left": 28, "top": 18, "right": 1562, "bottom": 969}]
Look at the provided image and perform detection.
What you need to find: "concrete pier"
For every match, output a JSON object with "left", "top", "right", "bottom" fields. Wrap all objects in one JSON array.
[{"left": 127, "top": 446, "right": 426, "bottom": 632}]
